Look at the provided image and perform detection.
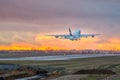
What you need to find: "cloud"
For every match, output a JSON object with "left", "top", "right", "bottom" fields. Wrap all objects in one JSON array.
[
  {"left": 0, "top": 0, "right": 120, "bottom": 50},
  {"left": 0, "top": 0, "right": 120, "bottom": 35},
  {"left": 0, "top": 0, "right": 120, "bottom": 22},
  {"left": 0, "top": 32, "right": 36, "bottom": 45}
]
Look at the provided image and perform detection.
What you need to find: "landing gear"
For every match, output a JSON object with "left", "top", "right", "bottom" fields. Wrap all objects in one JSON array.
[
  {"left": 92, "top": 36, "right": 94, "bottom": 38},
  {"left": 55, "top": 36, "right": 58, "bottom": 38}
]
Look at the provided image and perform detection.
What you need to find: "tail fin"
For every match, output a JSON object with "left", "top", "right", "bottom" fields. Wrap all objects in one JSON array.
[{"left": 69, "top": 28, "right": 72, "bottom": 36}]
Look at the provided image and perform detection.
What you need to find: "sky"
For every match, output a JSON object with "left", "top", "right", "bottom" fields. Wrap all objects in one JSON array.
[{"left": 0, "top": 0, "right": 120, "bottom": 50}]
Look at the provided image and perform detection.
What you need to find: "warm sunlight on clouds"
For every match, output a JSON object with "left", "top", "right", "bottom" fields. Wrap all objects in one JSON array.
[
  {"left": 0, "top": 0, "right": 120, "bottom": 51},
  {"left": 34, "top": 35, "right": 120, "bottom": 50},
  {"left": 0, "top": 36, "right": 119, "bottom": 50},
  {"left": 97, "top": 38, "right": 120, "bottom": 50}
]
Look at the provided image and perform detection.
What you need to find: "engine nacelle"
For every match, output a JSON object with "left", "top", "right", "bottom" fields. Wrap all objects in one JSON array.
[
  {"left": 92, "top": 35, "right": 94, "bottom": 38},
  {"left": 55, "top": 36, "right": 59, "bottom": 38},
  {"left": 64, "top": 36, "right": 67, "bottom": 39}
]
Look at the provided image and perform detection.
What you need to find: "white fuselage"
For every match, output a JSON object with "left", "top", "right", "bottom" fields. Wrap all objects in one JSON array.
[{"left": 68, "top": 30, "right": 81, "bottom": 40}]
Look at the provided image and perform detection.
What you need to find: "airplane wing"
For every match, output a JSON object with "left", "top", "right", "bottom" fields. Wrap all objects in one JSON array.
[
  {"left": 46, "top": 34, "right": 69, "bottom": 38},
  {"left": 81, "top": 34, "right": 100, "bottom": 38}
]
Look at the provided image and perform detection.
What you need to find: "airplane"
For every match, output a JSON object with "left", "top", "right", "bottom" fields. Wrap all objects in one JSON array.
[{"left": 46, "top": 28, "right": 100, "bottom": 41}]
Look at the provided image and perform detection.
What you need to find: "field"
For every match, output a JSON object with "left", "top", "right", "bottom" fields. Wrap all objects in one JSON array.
[
  {"left": 0, "top": 56, "right": 120, "bottom": 71},
  {"left": 0, "top": 56, "right": 120, "bottom": 80}
]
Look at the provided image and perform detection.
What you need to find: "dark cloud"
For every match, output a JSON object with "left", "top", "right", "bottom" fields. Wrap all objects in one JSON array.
[{"left": 0, "top": 0, "right": 120, "bottom": 21}]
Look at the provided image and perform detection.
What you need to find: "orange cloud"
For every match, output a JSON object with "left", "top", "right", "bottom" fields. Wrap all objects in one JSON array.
[
  {"left": 97, "top": 38, "right": 120, "bottom": 50},
  {"left": 35, "top": 35, "right": 120, "bottom": 50},
  {"left": 0, "top": 35, "right": 119, "bottom": 51}
]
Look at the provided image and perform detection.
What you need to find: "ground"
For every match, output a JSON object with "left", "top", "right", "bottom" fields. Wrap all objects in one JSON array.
[{"left": 0, "top": 56, "right": 120, "bottom": 80}]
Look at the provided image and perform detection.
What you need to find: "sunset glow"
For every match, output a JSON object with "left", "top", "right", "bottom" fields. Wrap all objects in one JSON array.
[
  {"left": 0, "top": 0, "right": 120, "bottom": 51},
  {"left": 0, "top": 36, "right": 119, "bottom": 50}
]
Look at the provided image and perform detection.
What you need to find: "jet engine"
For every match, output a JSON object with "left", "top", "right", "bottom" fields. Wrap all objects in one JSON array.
[
  {"left": 55, "top": 36, "right": 59, "bottom": 38},
  {"left": 64, "top": 36, "right": 67, "bottom": 39},
  {"left": 92, "top": 35, "right": 94, "bottom": 38}
]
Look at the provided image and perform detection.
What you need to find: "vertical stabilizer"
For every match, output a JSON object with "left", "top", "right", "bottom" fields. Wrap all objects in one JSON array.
[{"left": 69, "top": 28, "right": 72, "bottom": 36}]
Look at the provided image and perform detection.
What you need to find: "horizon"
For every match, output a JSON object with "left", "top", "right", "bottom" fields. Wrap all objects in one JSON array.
[{"left": 0, "top": 49, "right": 119, "bottom": 51}]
